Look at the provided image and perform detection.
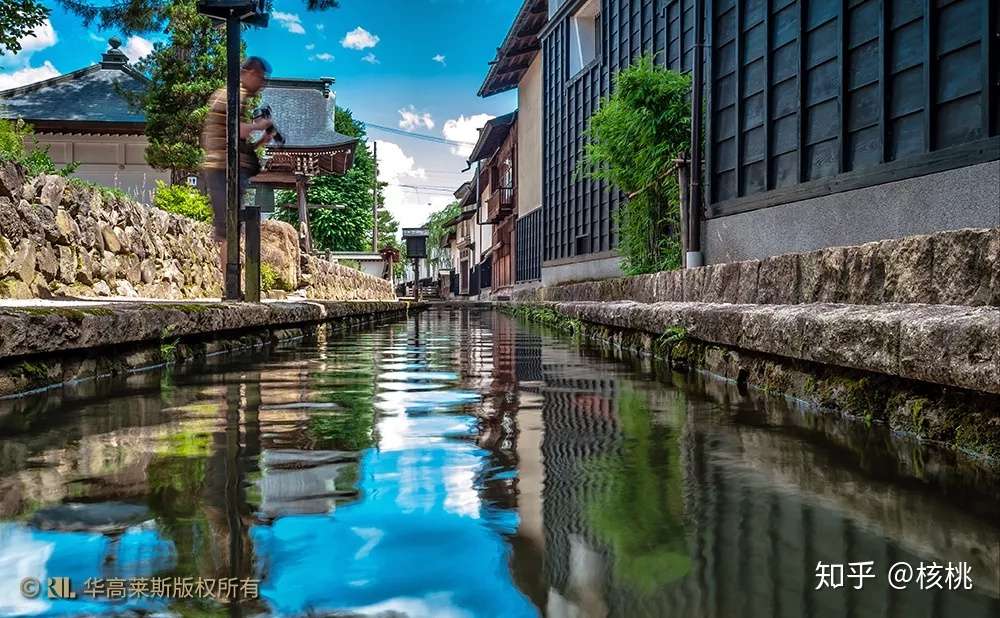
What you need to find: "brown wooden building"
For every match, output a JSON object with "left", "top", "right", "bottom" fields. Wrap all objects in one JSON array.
[{"left": 468, "top": 112, "right": 519, "bottom": 293}]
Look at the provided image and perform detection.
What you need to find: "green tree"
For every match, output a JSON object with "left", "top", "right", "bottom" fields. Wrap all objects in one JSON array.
[
  {"left": 578, "top": 55, "right": 691, "bottom": 275},
  {"left": 124, "top": 0, "right": 226, "bottom": 182},
  {"left": 55, "top": 0, "right": 338, "bottom": 34},
  {"left": 1, "top": 0, "right": 49, "bottom": 55},
  {"left": 273, "top": 107, "right": 404, "bottom": 260},
  {"left": 424, "top": 201, "right": 460, "bottom": 270}
]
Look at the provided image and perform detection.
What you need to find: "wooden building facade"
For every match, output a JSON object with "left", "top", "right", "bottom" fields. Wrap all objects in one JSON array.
[{"left": 538, "top": 0, "right": 999, "bottom": 280}]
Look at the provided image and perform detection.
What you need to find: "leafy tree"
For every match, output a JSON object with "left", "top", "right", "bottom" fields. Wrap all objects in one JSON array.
[
  {"left": 55, "top": 0, "right": 338, "bottom": 34},
  {"left": 578, "top": 55, "right": 691, "bottom": 275},
  {"left": 1, "top": 0, "right": 49, "bottom": 56},
  {"left": 424, "top": 201, "right": 460, "bottom": 270},
  {"left": 124, "top": 0, "right": 226, "bottom": 182}
]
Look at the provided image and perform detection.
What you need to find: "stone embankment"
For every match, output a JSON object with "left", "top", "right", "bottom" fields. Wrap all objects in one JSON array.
[
  {"left": 507, "top": 227, "right": 1000, "bottom": 459},
  {"left": 0, "top": 300, "right": 415, "bottom": 397},
  {"left": 0, "top": 162, "right": 394, "bottom": 301}
]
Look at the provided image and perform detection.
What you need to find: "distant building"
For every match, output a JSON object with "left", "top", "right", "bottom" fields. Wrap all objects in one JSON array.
[
  {"left": 0, "top": 38, "right": 168, "bottom": 203},
  {"left": 477, "top": 0, "right": 547, "bottom": 290}
]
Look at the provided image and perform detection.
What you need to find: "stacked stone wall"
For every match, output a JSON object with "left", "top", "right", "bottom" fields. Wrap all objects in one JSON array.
[{"left": 0, "top": 162, "right": 394, "bottom": 301}]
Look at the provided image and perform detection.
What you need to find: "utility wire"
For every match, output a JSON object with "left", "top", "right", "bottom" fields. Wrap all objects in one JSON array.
[{"left": 364, "top": 122, "right": 476, "bottom": 148}]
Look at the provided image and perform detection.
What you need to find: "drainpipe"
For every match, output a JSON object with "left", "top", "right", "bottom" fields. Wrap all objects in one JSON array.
[{"left": 687, "top": 0, "right": 706, "bottom": 269}]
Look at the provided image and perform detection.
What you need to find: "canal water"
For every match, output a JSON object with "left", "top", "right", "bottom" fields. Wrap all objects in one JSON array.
[{"left": 0, "top": 308, "right": 997, "bottom": 617}]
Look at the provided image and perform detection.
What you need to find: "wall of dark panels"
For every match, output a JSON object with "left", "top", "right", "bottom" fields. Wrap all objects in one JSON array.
[
  {"left": 707, "top": 0, "right": 999, "bottom": 213},
  {"left": 517, "top": 208, "right": 544, "bottom": 282},
  {"left": 543, "top": 0, "right": 698, "bottom": 263}
]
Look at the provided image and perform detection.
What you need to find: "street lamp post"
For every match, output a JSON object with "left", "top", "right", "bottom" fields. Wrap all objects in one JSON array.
[{"left": 197, "top": 1, "right": 269, "bottom": 300}]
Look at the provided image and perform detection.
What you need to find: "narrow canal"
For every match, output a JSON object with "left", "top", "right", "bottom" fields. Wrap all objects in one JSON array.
[{"left": 0, "top": 308, "right": 998, "bottom": 617}]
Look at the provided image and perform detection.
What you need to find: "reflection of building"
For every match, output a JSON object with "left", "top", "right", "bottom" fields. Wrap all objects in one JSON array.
[{"left": 0, "top": 39, "right": 169, "bottom": 203}]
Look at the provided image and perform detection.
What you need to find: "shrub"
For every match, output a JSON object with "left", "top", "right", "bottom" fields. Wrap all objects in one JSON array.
[
  {"left": 152, "top": 180, "right": 212, "bottom": 222},
  {"left": 260, "top": 263, "right": 278, "bottom": 291},
  {"left": 578, "top": 55, "right": 691, "bottom": 275},
  {"left": 0, "top": 118, "right": 79, "bottom": 177}
]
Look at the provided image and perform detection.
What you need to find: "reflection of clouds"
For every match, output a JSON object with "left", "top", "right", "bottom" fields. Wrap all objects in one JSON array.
[
  {"left": 348, "top": 592, "right": 473, "bottom": 618},
  {"left": 0, "top": 524, "right": 52, "bottom": 616},
  {"left": 443, "top": 465, "right": 479, "bottom": 519}
]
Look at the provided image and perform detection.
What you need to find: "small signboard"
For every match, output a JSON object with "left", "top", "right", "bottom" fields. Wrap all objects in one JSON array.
[{"left": 402, "top": 228, "right": 429, "bottom": 258}]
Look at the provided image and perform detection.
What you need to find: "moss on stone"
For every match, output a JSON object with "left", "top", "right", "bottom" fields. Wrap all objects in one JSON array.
[
  {"left": 12, "top": 306, "right": 114, "bottom": 319},
  {"left": 16, "top": 361, "right": 51, "bottom": 382}
]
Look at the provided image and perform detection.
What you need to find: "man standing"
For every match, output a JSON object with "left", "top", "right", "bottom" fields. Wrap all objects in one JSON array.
[{"left": 201, "top": 56, "right": 275, "bottom": 276}]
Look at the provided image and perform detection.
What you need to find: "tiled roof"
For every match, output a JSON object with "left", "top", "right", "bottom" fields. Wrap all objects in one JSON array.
[
  {"left": 0, "top": 45, "right": 148, "bottom": 125},
  {"left": 478, "top": 0, "right": 548, "bottom": 98},
  {"left": 259, "top": 77, "right": 357, "bottom": 149},
  {"left": 467, "top": 111, "right": 517, "bottom": 165}
]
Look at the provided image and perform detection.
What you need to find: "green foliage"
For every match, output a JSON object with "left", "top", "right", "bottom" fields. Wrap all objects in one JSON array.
[
  {"left": 260, "top": 263, "right": 278, "bottom": 291},
  {"left": 122, "top": 0, "right": 226, "bottom": 180},
  {"left": 0, "top": 0, "right": 49, "bottom": 55},
  {"left": 504, "top": 304, "right": 584, "bottom": 337},
  {"left": 425, "top": 201, "right": 461, "bottom": 269},
  {"left": 152, "top": 179, "right": 212, "bottom": 222},
  {"left": 579, "top": 55, "right": 691, "bottom": 275},
  {"left": 0, "top": 118, "right": 79, "bottom": 177},
  {"left": 68, "top": 177, "right": 128, "bottom": 200}
]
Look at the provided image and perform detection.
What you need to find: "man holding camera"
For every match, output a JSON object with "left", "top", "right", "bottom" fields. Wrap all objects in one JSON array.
[{"left": 200, "top": 56, "right": 276, "bottom": 273}]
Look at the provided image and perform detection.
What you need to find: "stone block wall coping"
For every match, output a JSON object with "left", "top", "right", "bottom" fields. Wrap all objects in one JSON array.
[
  {"left": 522, "top": 300, "right": 1000, "bottom": 395},
  {"left": 0, "top": 300, "right": 412, "bottom": 362}
]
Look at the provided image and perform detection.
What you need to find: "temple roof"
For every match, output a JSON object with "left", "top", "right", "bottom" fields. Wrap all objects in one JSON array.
[
  {"left": 259, "top": 77, "right": 357, "bottom": 149},
  {"left": 478, "top": 0, "right": 548, "bottom": 98},
  {"left": 0, "top": 39, "right": 147, "bottom": 133},
  {"left": 467, "top": 111, "right": 517, "bottom": 165}
]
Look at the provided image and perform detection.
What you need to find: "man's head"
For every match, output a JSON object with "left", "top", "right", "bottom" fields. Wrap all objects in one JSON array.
[{"left": 240, "top": 56, "right": 271, "bottom": 93}]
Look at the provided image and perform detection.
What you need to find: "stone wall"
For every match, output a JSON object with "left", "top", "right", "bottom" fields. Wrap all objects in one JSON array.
[
  {"left": 518, "top": 227, "right": 999, "bottom": 307},
  {"left": 0, "top": 166, "right": 221, "bottom": 299},
  {"left": 0, "top": 162, "right": 395, "bottom": 301}
]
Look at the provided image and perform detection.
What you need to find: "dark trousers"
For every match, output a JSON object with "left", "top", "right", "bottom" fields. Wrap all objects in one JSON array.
[{"left": 204, "top": 169, "right": 250, "bottom": 241}]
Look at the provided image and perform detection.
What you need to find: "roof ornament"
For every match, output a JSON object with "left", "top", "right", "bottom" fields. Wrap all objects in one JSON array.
[{"left": 101, "top": 36, "right": 129, "bottom": 67}]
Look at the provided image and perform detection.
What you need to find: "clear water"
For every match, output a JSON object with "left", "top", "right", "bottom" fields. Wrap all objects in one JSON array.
[{"left": 0, "top": 308, "right": 998, "bottom": 617}]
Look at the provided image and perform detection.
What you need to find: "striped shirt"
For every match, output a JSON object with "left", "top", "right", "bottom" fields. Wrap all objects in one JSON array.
[{"left": 201, "top": 86, "right": 255, "bottom": 170}]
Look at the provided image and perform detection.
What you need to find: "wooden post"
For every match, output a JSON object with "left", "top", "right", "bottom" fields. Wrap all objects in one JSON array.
[
  {"left": 295, "top": 175, "right": 311, "bottom": 254},
  {"left": 413, "top": 259, "right": 420, "bottom": 301},
  {"left": 245, "top": 186, "right": 272, "bottom": 303},
  {"left": 677, "top": 157, "right": 690, "bottom": 267}
]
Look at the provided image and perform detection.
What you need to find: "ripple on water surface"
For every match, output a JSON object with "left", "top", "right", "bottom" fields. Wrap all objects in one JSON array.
[{"left": 0, "top": 308, "right": 998, "bottom": 617}]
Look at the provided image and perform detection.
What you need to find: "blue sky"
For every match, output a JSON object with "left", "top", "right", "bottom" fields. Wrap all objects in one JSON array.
[{"left": 0, "top": 0, "right": 523, "bottom": 228}]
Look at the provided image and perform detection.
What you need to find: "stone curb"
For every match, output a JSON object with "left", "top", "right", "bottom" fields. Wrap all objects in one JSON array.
[
  {"left": 0, "top": 300, "right": 412, "bottom": 361},
  {"left": 520, "top": 300, "right": 1000, "bottom": 395}
]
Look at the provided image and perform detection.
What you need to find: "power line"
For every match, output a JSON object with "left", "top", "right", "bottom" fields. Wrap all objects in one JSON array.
[{"left": 364, "top": 122, "right": 476, "bottom": 148}]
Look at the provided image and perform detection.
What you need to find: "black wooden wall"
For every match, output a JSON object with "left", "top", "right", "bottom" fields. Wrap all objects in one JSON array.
[
  {"left": 707, "top": 0, "right": 1000, "bottom": 215},
  {"left": 516, "top": 208, "right": 544, "bottom": 281},
  {"left": 539, "top": 0, "right": 999, "bottom": 264}
]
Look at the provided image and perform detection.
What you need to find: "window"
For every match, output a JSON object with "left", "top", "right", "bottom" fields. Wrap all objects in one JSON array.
[{"left": 568, "top": 0, "right": 600, "bottom": 77}]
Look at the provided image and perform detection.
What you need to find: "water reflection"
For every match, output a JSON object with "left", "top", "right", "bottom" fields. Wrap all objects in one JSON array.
[{"left": 0, "top": 308, "right": 997, "bottom": 617}]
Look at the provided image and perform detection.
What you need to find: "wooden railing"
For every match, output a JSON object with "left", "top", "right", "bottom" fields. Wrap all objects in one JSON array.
[{"left": 487, "top": 186, "right": 515, "bottom": 223}]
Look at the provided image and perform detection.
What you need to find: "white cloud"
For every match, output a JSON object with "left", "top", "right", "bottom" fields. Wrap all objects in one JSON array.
[
  {"left": 398, "top": 105, "right": 434, "bottom": 131},
  {"left": 362, "top": 52, "right": 379, "bottom": 64},
  {"left": 432, "top": 54, "right": 446, "bottom": 66},
  {"left": 310, "top": 52, "right": 334, "bottom": 62},
  {"left": 373, "top": 140, "right": 444, "bottom": 229},
  {"left": 121, "top": 35, "right": 154, "bottom": 63},
  {"left": 273, "top": 11, "right": 306, "bottom": 35},
  {"left": 442, "top": 113, "right": 494, "bottom": 157},
  {"left": 341, "top": 26, "right": 379, "bottom": 50},
  {"left": 0, "top": 20, "right": 60, "bottom": 88},
  {"left": 88, "top": 32, "right": 105, "bottom": 43},
  {"left": 0, "top": 60, "right": 60, "bottom": 90},
  {"left": 316, "top": 24, "right": 325, "bottom": 31},
  {"left": 305, "top": 43, "right": 315, "bottom": 50}
]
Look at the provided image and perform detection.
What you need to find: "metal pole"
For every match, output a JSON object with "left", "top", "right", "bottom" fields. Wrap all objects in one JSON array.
[
  {"left": 688, "top": 0, "right": 706, "bottom": 268},
  {"left": 224, "top": 12, "right": 242, "bottom": 299},
  {"left": 372, "top": 140, "right": 379, "bottom": 251}
]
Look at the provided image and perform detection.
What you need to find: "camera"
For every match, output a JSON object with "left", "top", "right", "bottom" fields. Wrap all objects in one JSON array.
[{"left": 252, "top": 105, "right": 285, "bottom": 146}]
